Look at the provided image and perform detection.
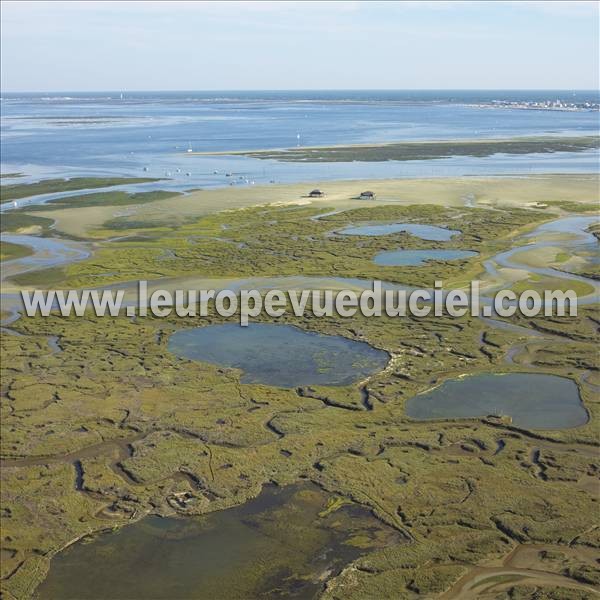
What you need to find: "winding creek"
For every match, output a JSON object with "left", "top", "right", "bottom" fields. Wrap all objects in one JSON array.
[
  {"left": 1, "top": 234, "right": 91, "bottom": 321},
  {"left": 0, "top": 234, "right": 90, "bottom": 280},
  {"left": 481, "top": 215, "right": 600, "bottom": 303},
  {"left": 2, "top": 214, "right": 598, "bottom": 319}
]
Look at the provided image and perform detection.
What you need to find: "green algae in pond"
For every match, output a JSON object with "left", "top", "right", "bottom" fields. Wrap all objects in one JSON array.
[
  {"left": 168, "top": 323, "right": 389, "bottom": 387},
  {"left": 405, "top": 373, "right": 588, "bottom": 430},
  {"left": 36, "top": 484, "right": 403, "bottom": 600}
]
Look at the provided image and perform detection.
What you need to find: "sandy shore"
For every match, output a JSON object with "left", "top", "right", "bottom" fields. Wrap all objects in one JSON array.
[{"left": 25, "top": 174, "right": 599, "bottom": 238}]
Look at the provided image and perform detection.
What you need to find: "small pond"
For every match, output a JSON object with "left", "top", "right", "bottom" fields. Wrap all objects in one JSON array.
[
  {"left": 36, "top": 483, "right": 403, "bottom": 600},
  {"left": 168, "top": 323, "right": 389, "bottom": 387},
  {"left": 338, "top": 223, "right": 460, "bottom": 241},
  {"left": 405, "top": 373, "right": 588, "bottom": 430},
  {"left": 374, "top": 249, "right": 478, "bottom": 267}
]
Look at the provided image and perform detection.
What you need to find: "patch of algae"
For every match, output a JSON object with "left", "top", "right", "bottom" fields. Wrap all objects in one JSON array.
[
  {"left": 1, "top": 193, "right": 599, "bottom": 599},
  {"left": 319, "top": 495, "right": 353, "bottom": 518}
]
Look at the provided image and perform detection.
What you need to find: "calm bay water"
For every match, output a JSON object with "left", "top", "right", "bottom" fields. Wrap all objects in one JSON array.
[{"left": 2, "top": 90, "right": 599, "bottom": 193}]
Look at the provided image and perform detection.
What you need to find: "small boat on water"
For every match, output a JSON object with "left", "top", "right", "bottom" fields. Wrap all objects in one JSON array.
[{"left": 187, "top": 142, "right": 193, "bottom": 153}]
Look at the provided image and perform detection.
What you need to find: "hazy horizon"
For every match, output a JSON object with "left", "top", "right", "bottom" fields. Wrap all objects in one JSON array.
[
  {"left": 3, "top": 88, "right": 599, "bottom": 94},
  {"left": 1, "top": 1, "right": 598, "bottom": 93}
]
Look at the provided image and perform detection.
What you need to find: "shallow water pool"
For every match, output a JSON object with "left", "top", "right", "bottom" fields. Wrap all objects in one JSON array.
[
  {"left": 373, "top": 248, "right": 477, "bottom": 266},
  {"left": 405, "top": 373, "right": 588, "bottom": 430},
  {"left": 338, "top": 222, "right": 460, "bottom": 240},
  {"left": 36, "top": 484, "right": 403, "bottom": 600},
  {"left": 168, "top": 323, "right": 389, "bottom": 387}
]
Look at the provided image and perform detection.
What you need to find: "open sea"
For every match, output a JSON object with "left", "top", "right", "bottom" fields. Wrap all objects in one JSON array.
[{"left": 1, "top": 90, "right": 599, "bottom": 194}]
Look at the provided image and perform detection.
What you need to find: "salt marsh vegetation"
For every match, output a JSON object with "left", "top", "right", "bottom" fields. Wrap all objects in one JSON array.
[{"left": 0, "top": 175, "right": 598, "bottom": 599}]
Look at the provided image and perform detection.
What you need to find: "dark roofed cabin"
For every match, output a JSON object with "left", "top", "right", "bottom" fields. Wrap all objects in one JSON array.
[
  {"left": 359, "top": 190, "right": 375, "bottom": 200},
  {"left": 308, "top": 189, "right": 325, "bottom": 198}
]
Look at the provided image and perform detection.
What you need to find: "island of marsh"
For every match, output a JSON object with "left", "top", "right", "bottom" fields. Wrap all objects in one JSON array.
[
  {"left": 0, "top": 176, "right": 162, "bottom": 203},
  {"left": 215, "top": 135, "right": 600, "bottom": 162},
  {"left": 0, "top": 174, "right": 598, "bottom": 600}
]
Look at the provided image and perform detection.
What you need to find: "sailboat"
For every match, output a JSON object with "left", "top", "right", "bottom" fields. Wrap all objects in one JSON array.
[{"left": 187, "top": 142, "right": 193, "bottom": 153}]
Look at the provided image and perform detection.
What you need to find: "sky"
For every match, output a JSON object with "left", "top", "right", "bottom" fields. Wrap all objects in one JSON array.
[{"left": 1, "top": 1, "right": 598, "bottom": 92}]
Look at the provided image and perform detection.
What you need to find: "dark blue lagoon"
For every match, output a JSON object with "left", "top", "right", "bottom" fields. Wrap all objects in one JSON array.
[
  {"left": 405, "top": 373, "right": 588, "bottom": 430},
  {"left": 338, "top": 223, "right": 460, "bottom": 240},
  {"left": 168, "top": 323, "right": 389, "bottom": 387},
  {"left": 374, "top": 249, "right": 478, "bottom": 266}
]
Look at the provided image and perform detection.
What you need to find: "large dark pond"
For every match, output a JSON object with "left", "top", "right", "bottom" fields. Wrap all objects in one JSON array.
[
  {"left": 405, "top": 373, "right": 588, "bottom": 430},
  {"left": 36, "top": 484, "right": 403, "bottom": 600},
  {"left": 168, "top": 323, "right": 389, "bottom": 387}
]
